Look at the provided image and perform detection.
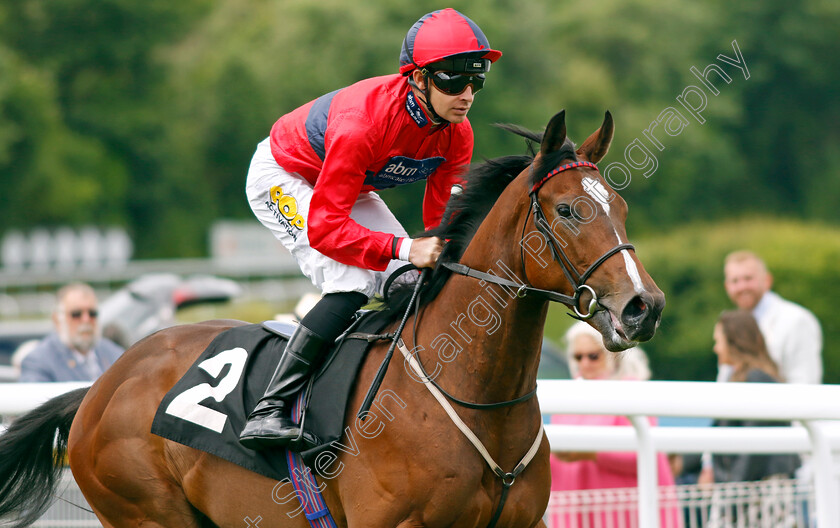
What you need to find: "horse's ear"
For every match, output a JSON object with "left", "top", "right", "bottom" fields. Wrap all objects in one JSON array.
[
  {"left": 540, "top": 110, "right": 567, "bottom": 157},
  {"left": 576, "top": 111, "right": 614, "bottom": 163}
]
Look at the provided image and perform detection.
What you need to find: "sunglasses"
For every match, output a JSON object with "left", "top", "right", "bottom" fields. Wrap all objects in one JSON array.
[
  {"left": 573, "top": 352, "right": 602, "bottom": 362},
  {"left": 68, "top": 309, "right": 98, "bottom": 319},
  {"left": 429, "top": 71, "right": 485, "bottom": 95}
]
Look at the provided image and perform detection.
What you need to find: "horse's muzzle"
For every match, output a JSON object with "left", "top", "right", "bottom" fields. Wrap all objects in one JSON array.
[{"left": 619, "top": 290, "right": 665, "bottom": 343}]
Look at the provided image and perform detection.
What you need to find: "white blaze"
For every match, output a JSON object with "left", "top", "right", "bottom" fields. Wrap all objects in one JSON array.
[
  {"left": 622, "top": 249, "right": 645, "bottom": 292},
  {"left": 582, "top": 176, "right": 645, "bottom": 293}
]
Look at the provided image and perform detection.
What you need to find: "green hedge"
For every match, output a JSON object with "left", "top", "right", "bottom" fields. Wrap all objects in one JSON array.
[{"left": 544, "top": 217, "right": 840, "bottom": 383}]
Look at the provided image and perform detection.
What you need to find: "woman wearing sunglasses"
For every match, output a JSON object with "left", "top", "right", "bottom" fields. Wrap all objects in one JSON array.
[
  {"left": 548, "top": 322, "right": 680, "bottom": 527},
  {"left": 241, "top": 8, "right": 501, "bottom": 450}
]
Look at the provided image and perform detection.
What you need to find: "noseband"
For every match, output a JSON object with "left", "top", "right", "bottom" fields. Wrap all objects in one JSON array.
[{"left": 442, "top": 160, "right": 634, "bottom": 320}]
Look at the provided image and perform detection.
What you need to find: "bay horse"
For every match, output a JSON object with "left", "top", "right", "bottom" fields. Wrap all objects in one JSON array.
[{"left": 0, "top": 110, "right": 664, "bottom": 528}]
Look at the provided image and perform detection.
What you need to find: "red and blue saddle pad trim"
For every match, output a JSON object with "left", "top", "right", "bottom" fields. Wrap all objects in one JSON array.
[{"left": 285, "top": 390, "right": 338, "bottom": 528}]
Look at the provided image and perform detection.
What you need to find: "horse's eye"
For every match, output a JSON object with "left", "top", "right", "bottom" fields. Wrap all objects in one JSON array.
[{"left": 556, "top": 203, "right": 573, "bottom": 218}]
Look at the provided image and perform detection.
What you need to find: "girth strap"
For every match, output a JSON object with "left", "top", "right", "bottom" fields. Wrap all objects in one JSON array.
[{"left": 397, "top": 339, "right": 545, "bottom": 527}]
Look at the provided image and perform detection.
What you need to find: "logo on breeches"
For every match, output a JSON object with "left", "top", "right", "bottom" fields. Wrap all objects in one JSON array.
[{"left": 267, "top": 185, "right": 305, "bottom": 240}]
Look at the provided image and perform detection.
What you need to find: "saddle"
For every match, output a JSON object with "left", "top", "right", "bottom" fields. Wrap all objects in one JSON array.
[{"left": 150, "top": 310, "right": 392, "bottom": 481}]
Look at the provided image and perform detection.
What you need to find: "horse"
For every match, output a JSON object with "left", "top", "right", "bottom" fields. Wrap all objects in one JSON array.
[{"left": 0, "top": 110, "right": 664, "bottom": 528}]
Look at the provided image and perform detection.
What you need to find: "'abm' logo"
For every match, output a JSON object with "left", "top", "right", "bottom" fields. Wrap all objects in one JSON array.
[
  {"left": 269, "top": 186, "right": 305, "bottom": 230},
  {"left": 364, "top": 156, "right": 445, "bottom": 190}
]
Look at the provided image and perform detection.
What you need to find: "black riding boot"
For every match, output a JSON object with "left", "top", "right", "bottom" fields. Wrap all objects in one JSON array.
[{"left": 239, "top": 324, "right": 327, "bottom": 451}]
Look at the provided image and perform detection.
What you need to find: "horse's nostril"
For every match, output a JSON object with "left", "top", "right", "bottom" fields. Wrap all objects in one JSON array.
[{"left": 622, "top": 295, "right": 648, "bottom": 323}]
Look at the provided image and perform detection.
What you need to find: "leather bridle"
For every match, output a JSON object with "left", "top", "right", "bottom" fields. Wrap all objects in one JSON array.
[{"left": 443, "top": 160, "right": 635, "bottom": 320}]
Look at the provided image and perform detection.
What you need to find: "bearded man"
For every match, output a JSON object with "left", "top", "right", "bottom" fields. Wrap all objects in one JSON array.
[{"left": 19, "top": 282, "right": 124, "bottom": 382}]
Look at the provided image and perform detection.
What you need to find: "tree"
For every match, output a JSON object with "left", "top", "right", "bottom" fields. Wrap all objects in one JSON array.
[{"left": 2, "top": 0, "right": 838, "bottom": 258}]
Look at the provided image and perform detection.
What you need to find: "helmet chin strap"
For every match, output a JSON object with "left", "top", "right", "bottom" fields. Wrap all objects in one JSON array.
[{"left": 408, "top": 74, "right": 446, "bottom": 125}]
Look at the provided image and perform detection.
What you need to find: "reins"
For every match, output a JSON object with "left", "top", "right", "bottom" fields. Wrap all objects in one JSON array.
[
  {"left": 418, "top": 360, "right": 538, "bottom": 410},
  {"left": 356, "top": 267, "right": 429, "bottom": 419}
]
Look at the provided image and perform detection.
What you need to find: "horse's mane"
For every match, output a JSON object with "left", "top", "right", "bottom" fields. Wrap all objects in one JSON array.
[{"left": 379, "top": 124, "right": 578, "bottom": 321}]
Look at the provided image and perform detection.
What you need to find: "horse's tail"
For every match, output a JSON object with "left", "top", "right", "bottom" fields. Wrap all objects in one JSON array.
[{"left": 0, "top": 386, "right": 89, "bottom": 527}]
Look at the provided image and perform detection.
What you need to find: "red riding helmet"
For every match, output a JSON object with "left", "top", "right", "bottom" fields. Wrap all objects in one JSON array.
[{"left": 399, "top": 8, "right": 502, "bottom": 75}]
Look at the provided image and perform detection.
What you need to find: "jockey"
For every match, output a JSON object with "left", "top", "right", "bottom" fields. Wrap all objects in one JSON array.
[{"left": 240, "top": 8, "right": 501, "bottom": 451}]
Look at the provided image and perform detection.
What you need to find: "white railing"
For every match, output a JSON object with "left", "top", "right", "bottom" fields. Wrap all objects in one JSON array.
[
  {"left": 545, "top": 479, "right": 814, "bottom": 528},
  {"left": 539, "top": 380, "right": 840, "bottom": 528},
  {"left": 0, "top": 382, "right": 92, "bottom": 415},
  {"left": 3, "top": 380, "right": 840, "bottom": 527},
  {"left": 17, "top": 473, "right": 819, "bottom": 528}
]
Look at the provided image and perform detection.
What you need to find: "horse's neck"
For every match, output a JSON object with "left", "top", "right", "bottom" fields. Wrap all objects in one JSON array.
[{"left": 418, "top": 179, "right": 549, "bottom": 402}]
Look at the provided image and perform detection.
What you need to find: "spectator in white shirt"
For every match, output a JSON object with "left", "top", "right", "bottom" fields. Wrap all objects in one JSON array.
[{"left": 722, "top": 250, "right": 822, "bottom": 385}]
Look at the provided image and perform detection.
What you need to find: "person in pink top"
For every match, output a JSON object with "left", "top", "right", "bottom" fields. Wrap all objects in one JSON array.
[{"left": 549, "top": 322, "right": 681, "bottom": 528}]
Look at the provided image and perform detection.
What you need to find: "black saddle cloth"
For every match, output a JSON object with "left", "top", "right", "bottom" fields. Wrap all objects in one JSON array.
[{"left": 150, "top": 311, "right": 389, "bottom": 481}]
